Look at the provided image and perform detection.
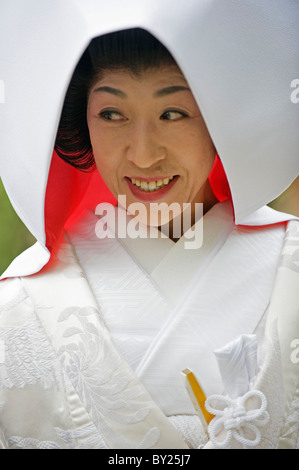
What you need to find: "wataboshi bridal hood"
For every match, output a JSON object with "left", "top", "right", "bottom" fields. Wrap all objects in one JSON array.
[{"left": 0, "top": 0, "right": 299, "bottom": 277}]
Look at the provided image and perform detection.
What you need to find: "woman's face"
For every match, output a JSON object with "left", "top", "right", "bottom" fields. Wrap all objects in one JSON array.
[{"left": 87, "top": 66, "right": 217, "bottom": 226}]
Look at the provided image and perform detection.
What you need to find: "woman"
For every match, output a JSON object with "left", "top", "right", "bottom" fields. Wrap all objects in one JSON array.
[{"left": 0, "top": 3, "right": 299, "bottom": 449}]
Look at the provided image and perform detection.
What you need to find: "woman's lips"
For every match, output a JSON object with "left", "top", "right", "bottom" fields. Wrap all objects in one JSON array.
[{"left": 125, "top": 175, "right": 179, "bottom": 201}]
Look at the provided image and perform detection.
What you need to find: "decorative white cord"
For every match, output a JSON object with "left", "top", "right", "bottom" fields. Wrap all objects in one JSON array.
[{"left": 205, "top": 390, "right": 269, "bottom": 449}]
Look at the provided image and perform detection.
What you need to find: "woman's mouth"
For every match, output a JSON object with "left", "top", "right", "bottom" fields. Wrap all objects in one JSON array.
[
  {"left": 125, "top": 175, "right": 178, "bottom": 201},
  {"left": 129, "top": 176, "right": 174, "bottom": 191}
]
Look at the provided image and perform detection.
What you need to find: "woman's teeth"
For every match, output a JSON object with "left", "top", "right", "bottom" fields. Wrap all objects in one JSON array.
[{"left": 130, "top": 176, "right": 174, "bottom": 191}]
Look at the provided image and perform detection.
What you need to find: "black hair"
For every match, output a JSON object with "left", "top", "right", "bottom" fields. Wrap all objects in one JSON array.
[{"left": 55, "top": 28, "right": 177, "bottom": 172}]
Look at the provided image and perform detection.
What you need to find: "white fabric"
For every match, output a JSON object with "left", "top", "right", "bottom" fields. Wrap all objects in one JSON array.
[
  {"left": 206, "top": 389, "right": 270, "bottom": 449},
  {"left": 0, "top": 0, "right": 298, "bottom": 265},
  {"left": 207, "top": 334, "right": 269, "bottom": 449},
  {"left": 0, "top": 219, "right": 298, "bottom": 449},
  {"left": 0, "top": 242, "right": 50, "bottom": 281},
  {"left": 0, "top": 243, "right": 189, "bottom": 449},
  {"left": 66, "top": 201, "right": 286, "bottom": 415},
  {"left": 167, "top": 415, "right": 208, "bottom": 449},
  {"left": 214, "top": 334, "right": 258, "bottom": 399}
]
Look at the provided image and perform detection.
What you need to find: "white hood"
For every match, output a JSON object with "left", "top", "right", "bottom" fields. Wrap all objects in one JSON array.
[{"left": 0, "top": 0, "right": 298, "bottom": 276}]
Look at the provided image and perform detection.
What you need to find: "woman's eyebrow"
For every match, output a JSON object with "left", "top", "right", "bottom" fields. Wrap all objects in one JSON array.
[
  {"left": 92, "top": 85, "right": 191, "bottom": 98},
  {"left": 154, "top": 85, "right": 191, "bottom": 97},
  {"left": 92, "top": 86, "right": 127, "bottom": 98}
]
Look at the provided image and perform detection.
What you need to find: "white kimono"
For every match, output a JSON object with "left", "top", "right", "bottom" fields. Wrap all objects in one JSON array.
[
  {"left": 0, "top": 0, "right": 298, "bottom": 451},
  {"left": 0, "top": 201, "right": 298, "bottom": 449}
]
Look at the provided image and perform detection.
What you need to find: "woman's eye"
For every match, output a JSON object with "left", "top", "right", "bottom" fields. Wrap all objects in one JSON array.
[
  {"left": 99, "top": 110, "right": 125, "bottom": 121},
  {"left": 161, "top": 110, "right": 188, "bottom": 121}
]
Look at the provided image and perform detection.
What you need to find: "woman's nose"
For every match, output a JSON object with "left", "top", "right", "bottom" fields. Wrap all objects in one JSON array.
[{"left": 125, "top": 123, "right": 167, "bottom": 168}]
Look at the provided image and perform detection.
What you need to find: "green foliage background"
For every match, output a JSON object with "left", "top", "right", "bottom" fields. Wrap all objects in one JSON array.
[{"left": 0, "top": 178, "right": 36, "bottom": 275}]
